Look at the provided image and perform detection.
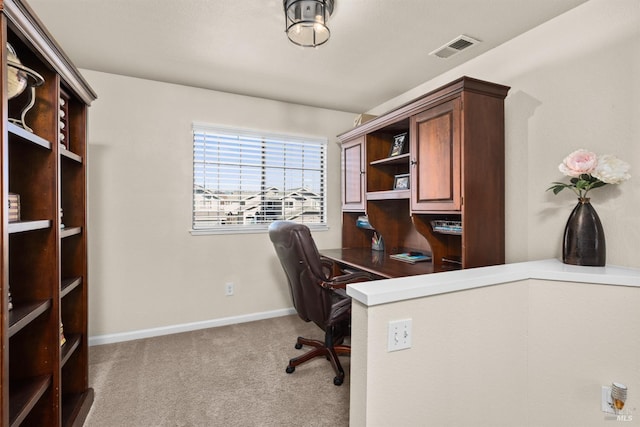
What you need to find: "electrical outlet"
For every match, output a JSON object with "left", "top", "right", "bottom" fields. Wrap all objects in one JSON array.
[
  {"left": 388, "top": 319, "right": 412, "bottom": 352},
  {"left": 602, "top": 386, "right": 614, "bottom": 414},
  {"left": 225, "top": 282, "right": 234, "bottom": 296}
]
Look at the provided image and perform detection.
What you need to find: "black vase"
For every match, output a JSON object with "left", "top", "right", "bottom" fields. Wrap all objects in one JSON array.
[{"left": 562, "top": 198, "right": 606, "bottom": 266}]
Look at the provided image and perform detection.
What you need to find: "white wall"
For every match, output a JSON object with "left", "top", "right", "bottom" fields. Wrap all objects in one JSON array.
[
  {"left": 370, "top": 0, "right": 640, "bottom": 268},
  {"left": 84, "top": 0, "right": 639, "bottom": 338},
  {"left": 350, "top": 278, "right": 640, "bottom": 427},
  {"left": 83, "top": 71, "right": 355, "bottom": 337}
]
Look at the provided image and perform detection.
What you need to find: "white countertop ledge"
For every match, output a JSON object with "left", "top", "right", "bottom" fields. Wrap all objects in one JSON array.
[{"left": 346, "top": 259, "right": 640, "bottom": 306}]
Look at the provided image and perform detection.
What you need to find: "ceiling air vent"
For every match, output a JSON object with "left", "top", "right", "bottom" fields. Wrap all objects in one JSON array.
[{"left": 429, "top": 35, "right": 480, "bottom": 59}]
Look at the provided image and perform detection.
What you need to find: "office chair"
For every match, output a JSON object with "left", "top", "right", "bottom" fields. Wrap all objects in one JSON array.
[{"left": 268, "top": 221, "right": 374, "bottom": 385}]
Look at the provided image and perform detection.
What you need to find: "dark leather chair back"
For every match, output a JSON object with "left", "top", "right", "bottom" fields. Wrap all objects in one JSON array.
[{"left": 268, "top": 221, "right": 332, "bottom": 328}]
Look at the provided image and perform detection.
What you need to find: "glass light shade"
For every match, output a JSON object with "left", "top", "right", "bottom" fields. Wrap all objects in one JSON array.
[{"left": 284, "top": 0, "right": 334, "bottom": 47}]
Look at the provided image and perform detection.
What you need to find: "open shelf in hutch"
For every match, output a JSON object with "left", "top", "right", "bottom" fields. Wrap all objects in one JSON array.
[{"left": 2, "top": 1, "right": 97, "bottom": 426}]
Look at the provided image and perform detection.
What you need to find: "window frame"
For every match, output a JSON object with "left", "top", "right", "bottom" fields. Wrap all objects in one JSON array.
[{"left": 190, "top": 123, "right": 329, "bottom": 235}]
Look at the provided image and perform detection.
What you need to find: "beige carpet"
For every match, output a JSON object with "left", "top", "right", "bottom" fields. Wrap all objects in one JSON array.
[{"left": 85, "top": 315, "right": 350, "bottom": 426}]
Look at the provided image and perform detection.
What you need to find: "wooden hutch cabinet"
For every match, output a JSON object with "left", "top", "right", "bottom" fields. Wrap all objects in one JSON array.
[
  {"left": 1, "top": 1, "right": 97, "bottom": 426},
  {"left": 339, "top": 76, "right": 509, "bottom": 271}
]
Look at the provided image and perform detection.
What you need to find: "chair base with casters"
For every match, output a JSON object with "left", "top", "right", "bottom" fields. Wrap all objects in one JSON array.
[{"left": 285, "top": 323, "right": 350, "bottom": 386}]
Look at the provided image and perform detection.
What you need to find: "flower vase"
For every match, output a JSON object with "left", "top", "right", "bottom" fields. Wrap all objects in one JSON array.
[{"left": 562, "top": 198, "right": 606, "bottom": 266}]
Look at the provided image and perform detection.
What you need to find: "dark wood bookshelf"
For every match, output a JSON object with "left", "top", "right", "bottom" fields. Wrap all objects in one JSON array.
[{"left": 2, "top": 1, "right": 97, "bottom": 426}]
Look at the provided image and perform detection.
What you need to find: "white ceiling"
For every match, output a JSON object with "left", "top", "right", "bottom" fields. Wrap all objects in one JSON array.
[{"left": 27, "top": 0, "right": 587, "bottom": 113}]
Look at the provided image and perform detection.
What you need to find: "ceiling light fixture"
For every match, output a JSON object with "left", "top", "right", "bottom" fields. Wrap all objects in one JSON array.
[{"left": 284, "top": 0, "right": 335, "bottom": 47}]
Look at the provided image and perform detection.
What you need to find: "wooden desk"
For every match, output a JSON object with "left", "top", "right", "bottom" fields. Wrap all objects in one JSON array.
[{"left": 321, "top": 248, "right": 435, "bottom": 279}]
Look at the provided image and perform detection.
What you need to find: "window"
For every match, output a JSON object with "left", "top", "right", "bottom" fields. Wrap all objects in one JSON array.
[{"left": 192, "top": 124, "right": 327, "bottom": 233}]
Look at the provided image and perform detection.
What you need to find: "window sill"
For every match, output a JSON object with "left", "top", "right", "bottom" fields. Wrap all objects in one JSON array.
[{"left": 189, "top": 224, "right": 330, "bottom": 236}]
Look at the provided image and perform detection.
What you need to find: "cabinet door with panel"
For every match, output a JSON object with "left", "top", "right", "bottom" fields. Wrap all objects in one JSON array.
[
  {"left": 410, "top": 98, "right": 461, "bottom": 212},
  {"left": 341, "top": 136, "right": 365, "bottom": 211}
]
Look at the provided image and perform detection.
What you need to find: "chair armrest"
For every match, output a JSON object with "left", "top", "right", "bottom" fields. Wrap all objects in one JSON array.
[
  {"left": 320, "top": 256, "right": 334, "bottom": 269},
  {"left": 320, "top": 256, "right": 335, "bottom": 278},
  {"left": 322, "top": 270, "right": 376, "bottom": 289}
]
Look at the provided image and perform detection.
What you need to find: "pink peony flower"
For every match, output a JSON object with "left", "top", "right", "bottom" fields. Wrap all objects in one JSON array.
[
  {"left": 549, "top": 149, "right": 631, "bottom": 198},
  {"left": 558, "top": 149, "right": 597, "bottom": 177}
]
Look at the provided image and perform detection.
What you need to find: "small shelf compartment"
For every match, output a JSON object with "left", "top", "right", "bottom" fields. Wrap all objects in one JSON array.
[
  {"left": 60, "top": 226, "right": 82, "bottom": 238},
  {"left": 370, "top": 152, "right": 410, "bottom": 166},
  {"left": 7, "top": 122, "right": 52, "bottom": 151},
  {"left": 61, "top": 277, "right": 82, "bottom": 298},
  {"left": 8, "top": 299, "right": 52, "bottom": 337},
  {"left": 367, "top": 189, "right": 410, "bottom": 200},
  {"left": 61, "top": 390, "right": 94, "bottom": 427},
  {"left": 431, "top": 220, "right": 462, "bottom": 235},
  {"left": 60, "top": 147, "right": 82, "bottom": 163},
  {"left": 9, "top": 375, "right": 52, "bottom": 427},
  {"left": 7, "top": 220, "right": 52, "bottom": 234},
  {"left": 61, "top": 334, "right": 81, "bottom": 367}
]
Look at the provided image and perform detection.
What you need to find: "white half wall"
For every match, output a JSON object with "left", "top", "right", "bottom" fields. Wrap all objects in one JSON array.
[{"left": 349, "top": 264, "right": 640, "bottom": 426}]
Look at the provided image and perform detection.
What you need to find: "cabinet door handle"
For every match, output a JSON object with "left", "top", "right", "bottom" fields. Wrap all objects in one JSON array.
[
  {"left": 411, "top": 159, "right": 417, "bottom": 166},
  {"left": 360, "top": 170, "right": 365, "bottom": 175}
]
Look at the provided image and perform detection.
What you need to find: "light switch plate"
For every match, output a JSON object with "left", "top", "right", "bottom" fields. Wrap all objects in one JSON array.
[{"left": 388, "top": 319, "right": 412, "bottom": 352}]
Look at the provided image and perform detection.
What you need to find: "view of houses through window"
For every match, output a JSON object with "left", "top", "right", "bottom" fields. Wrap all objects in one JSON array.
[{"left": 192, "top": 124, "right": 327, "bottom": 232}]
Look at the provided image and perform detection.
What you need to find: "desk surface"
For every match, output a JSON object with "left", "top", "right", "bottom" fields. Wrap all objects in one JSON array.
[{"left": 321, "top": 248, "right": 436, "bottom": 279}]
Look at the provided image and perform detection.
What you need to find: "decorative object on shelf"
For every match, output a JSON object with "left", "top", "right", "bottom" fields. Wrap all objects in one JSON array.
[
  {"left": 441, "top": 255, "right": 462, "bottom": 266},
  {"left": 431, "top": 220, "right": 462, "bottom": 235},
  {"left": 284, "top": 0, "right": 334, "bottom": 47},
  {"left": 548, "top": 149, "right": 631, "bottom": 266},
  {"left": 390, "top": 251, "right": 431, "bottom": 264},
  {"left": 7, "top": 43, "right": 27, "bottom": 99},
  {"left": 393, "top": 173, "right": 410, "bottom": 190},
  {"left": 562, "top": 198, "right": 606, "bottom": 266},
  {"left": 353, "top": 113, "right": 377, "bottom": 127},
  {"left": 6, "top": 43, "right": 45, "bottom": 132},
  {"left": 8, "top": 193, "right": 20, "bottom": 223},
  {"left": 59, "top": 92, "right": 70, "bottom": 148},
  {"left": 389, "top": 132, "right": 408, "bottom": 157},
  {"left": 371, "top": 232, "right": 384, "bottom": 251},
  {"left": 60, "top": 322, "right": 66, "bottom": 346},
  {"left": 59, "top": 119, "right": 66, "bottom": 147},
  {"left": 356, "top": 215, "right": 374, "bottom": 230},
  {"left": 8, "top": 284, "right": 12, "bottom": 310},
  {"left": 371, "top": 250, "right": 383, "bottom": 265}
]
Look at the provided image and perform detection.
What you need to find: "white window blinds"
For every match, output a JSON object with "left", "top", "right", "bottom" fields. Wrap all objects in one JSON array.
[{"left": 192, "top": 124, "right": 327, "bottom": 232}]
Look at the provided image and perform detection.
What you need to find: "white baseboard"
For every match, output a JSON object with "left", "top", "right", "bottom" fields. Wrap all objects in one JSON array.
[{"left": 88, "top": 307, "right": 296, "bottom": 346}]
